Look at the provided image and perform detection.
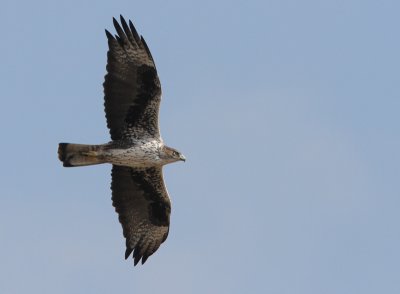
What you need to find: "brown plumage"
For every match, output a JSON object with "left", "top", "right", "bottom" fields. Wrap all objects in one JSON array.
[{"left": 58, "top": 16, "right": 185, "bottom": 266}]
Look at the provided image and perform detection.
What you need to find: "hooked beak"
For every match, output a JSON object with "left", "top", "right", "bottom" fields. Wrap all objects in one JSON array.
[{"left": 179, "top": 154, "right": 186, "bottom": 162}]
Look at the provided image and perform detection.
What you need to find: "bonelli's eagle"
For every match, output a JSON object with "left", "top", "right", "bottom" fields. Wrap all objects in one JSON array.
[{"left": 58, "top": 16, "right": 185, "bottom": 266}]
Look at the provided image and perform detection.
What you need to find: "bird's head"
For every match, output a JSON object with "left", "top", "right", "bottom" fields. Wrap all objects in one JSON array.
[{"left": 161, "top": 146, "right": 186, "bottom": 164}]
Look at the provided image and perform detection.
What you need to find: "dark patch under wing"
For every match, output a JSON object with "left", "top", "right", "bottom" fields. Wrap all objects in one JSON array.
[
  {"left": 111, "top": 165, "right": 171, "bottom": 266},
  {"left": 103, "top": 15, "right": 162, "bottom": 141}
]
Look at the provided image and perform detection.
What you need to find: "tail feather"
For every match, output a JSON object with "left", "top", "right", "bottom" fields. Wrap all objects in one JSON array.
[{"left": 58, "top": 143, "right": 105, "bottom": 167}]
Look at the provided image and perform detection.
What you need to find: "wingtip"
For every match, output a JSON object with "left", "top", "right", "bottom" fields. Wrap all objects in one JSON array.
[
  {"left": 133, "top": 255, "right": 141, "bottom": 266},
  {"left": 141, "top": 36, "right": 154, "bottom": 61},
  {"left": 141, "top": 255, "right": 149, "bottom": 265},
  {"left": 128, "top": 19, "right": 135, "bottom": 29},
  {"left": 132, "top": 246, "right": 144, "bottom": 266},
  {"left": 125, "top": 247, "right": 133, "bottom": 260},
  {"left": 113, "top": 17, "right": 122, "bottom": 30},
  {"left": 105, "top": 29, "right": 113, "bottom": 39},
  {"left": 128, "top": 19, "right": 141, "bottom": 43}
]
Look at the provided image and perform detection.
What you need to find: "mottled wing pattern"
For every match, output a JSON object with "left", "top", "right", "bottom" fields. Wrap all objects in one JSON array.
[
  {"left": 111, "top": 165, "right": 171, "bottom": 265},
  {"left": 104, "top": 16, "right": 162, "bottom": 140}
]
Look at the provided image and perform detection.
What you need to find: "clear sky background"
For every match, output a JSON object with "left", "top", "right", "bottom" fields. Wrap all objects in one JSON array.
[{"left": 1, "top": 0, "right": 399, "bottom": 293}]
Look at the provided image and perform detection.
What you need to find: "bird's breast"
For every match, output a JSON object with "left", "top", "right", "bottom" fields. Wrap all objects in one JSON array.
[{"left": 104, "top": 140, "right": 163, "bottom": 167}]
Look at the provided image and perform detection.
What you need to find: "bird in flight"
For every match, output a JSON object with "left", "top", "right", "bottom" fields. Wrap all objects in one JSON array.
[{"left": 58, "top": 15, "right": 185, "bottom": 266}]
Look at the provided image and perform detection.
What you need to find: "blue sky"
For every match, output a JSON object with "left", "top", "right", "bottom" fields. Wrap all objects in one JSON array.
[{"left": 1, "top": 0, "right": 400, "bottom": 293}]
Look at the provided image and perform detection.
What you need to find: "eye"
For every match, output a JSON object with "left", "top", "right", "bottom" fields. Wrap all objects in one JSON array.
[{"left": 173, "top": 151, "right": 179, "bottom": 156}]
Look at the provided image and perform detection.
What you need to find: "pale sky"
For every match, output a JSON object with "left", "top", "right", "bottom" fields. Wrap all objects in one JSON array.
[{"left": 1, "top": 0, "right": 400, "bottom": 293}]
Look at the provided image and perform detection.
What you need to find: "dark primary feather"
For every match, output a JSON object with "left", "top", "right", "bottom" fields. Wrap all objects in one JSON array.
[
  {"left": 103, "top": 15, "right": 162, "bottom": 141},
  {"left": 111, "top": 165, "right": 171, "bottom": 265}
]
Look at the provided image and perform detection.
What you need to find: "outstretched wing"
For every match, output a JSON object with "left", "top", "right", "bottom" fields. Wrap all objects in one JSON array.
[
  {"left": 111, "top": 165, "right": 171, "bottom": 266},
  {"left": 104, "top": 16, "right": 162, "bottom": 140}
]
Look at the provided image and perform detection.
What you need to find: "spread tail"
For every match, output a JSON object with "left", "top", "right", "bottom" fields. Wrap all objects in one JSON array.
[{"left": 58, "top": 143, "right": 106, "bottom": 167}]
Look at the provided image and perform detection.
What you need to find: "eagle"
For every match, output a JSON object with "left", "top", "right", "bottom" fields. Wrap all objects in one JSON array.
[{"left": 58, "top": 16, "right": 185, "bottom": 266}]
